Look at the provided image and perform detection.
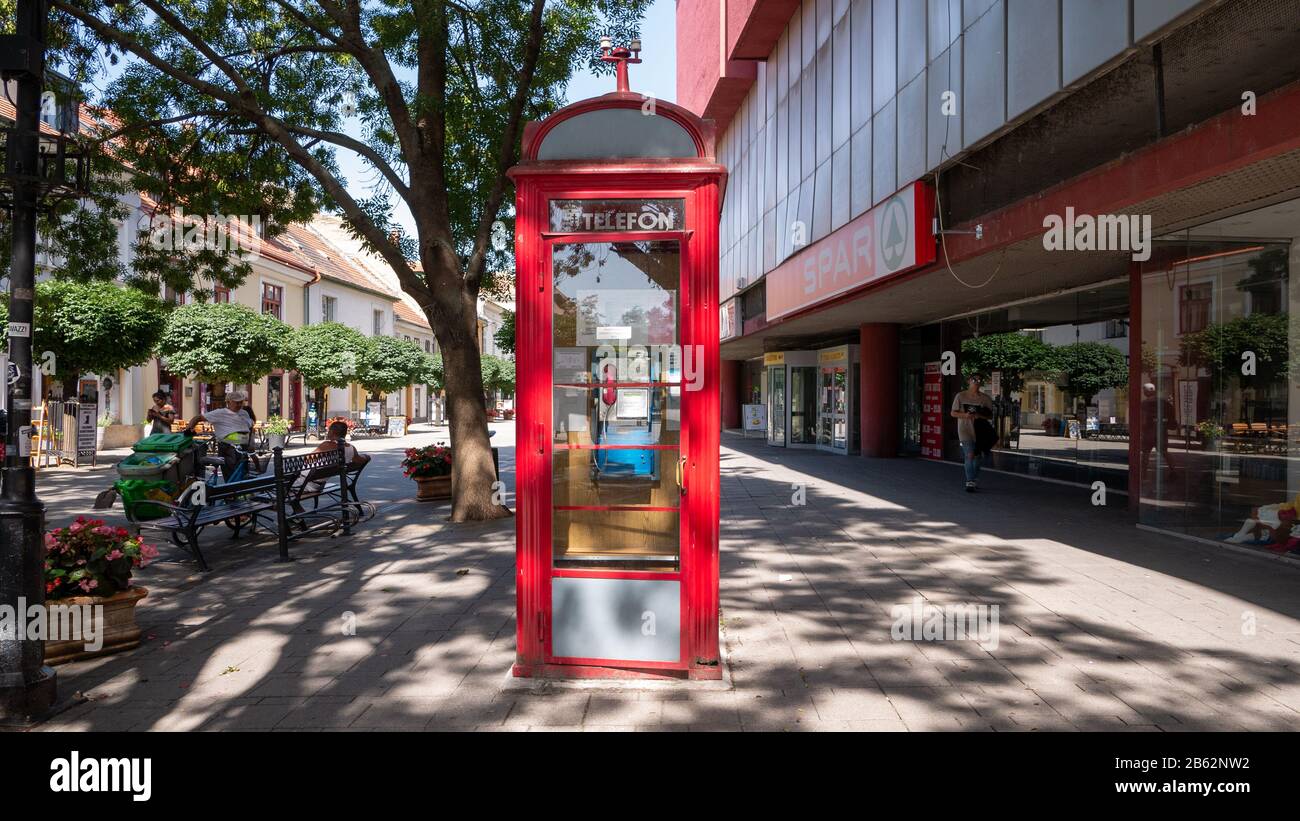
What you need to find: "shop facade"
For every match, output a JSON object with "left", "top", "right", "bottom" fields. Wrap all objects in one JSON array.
[{"left": 681, "top": 0, "right": 1300, "bottom": 557}]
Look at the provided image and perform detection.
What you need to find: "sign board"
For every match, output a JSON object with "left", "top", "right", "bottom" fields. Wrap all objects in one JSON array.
[
  {"left": 763, "top": 352, "right": 786, "bottom": 367},
  {"left": 548, "top": 198, "right": 685, "bottom": 233},
  {"left": 765, "top": 181, "right": 935, "bottom": 321},
  {"left": 386, "top": 416, "right": 408, "bottom": 437},
  {"left": 742, "top": 403, "right": 767, "bottom": 437},
  {"left": 921, "top": 361, "right": 944, "bottom": 459},
  {"left": 1178, "top": 380, "right": 1198, "bottom": 426},
  {"left": 365, "top": 401, "right": 383, "bottom": 427},
  {"left": 77, "top": 403, "right": 97, "bottom": 459},
  {"left": 720, "top": 299, "right": 737, "bottom": 341},
  {"left": 818, "top": 346, "right": 848, "bottom": 365}
]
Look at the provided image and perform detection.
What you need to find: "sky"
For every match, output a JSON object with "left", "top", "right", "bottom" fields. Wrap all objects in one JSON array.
[{"left": 337, "top": 0, "right": 678, "bottom": 239}]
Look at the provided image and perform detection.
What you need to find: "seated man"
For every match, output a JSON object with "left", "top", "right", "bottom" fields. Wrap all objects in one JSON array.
[
  {"left": 185, "top": 390, "right": 254, "bottom": 479},
  {"left": 291, "top": 420, "right": 370, "bottom": 511}
]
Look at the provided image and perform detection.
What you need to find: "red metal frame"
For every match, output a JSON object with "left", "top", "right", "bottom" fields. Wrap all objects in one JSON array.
[{"left": 509, "top": 87, "right": 726, "bottom": 681}]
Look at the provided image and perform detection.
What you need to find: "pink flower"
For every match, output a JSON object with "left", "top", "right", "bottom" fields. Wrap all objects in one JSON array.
[
  {"left": 93, "top": 526, "right": 114, "bottom": 537},
  {"left": 107, "top": 549, "right": 124, "bottom": 561},
  {"left": 78, "top": 578, "right": 98, "bottom": 592}
]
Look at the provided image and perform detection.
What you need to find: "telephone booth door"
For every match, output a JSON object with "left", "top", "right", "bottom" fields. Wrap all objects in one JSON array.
[{"left": 547, "top": 230, "right": 691, "bottom": 670}]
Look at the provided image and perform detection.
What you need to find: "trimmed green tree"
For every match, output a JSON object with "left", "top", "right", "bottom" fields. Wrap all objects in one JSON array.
[
  {"left": 287, "top": 322, "right": 371, "bottom": 415},
  {"left": 158, "top": 302, "right": 293, "bottom": 406},
  {"left": 960, "top": 332, "right": 1053, "bottom": 394},
  {"left": 494, "top": 311, "right": 516, "bottom": 356},
  {"left": 481, "top": 354, "right": 516, "bottom": 396},
  {"left": 1046, "top": 342, "right": 1130, "bottom": 410},
  {"left": 0, "top": 281, "right": 167, "bottom": 398},
  {"left": 358, "top": 335, "right": 431, "bottom": 400},
  {"left": 1179, "top": 312, "right": 1289, "bottom": 390}
]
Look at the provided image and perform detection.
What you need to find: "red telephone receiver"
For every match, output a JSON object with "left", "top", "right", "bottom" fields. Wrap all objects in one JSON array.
[{"left": 601, "top": 363, "right": 617, "bottom": 407}]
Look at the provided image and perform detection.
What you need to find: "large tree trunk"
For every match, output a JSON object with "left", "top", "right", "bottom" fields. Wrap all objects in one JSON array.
[{"left": 426, "top": 279, "right": 510, "bottom": 522}]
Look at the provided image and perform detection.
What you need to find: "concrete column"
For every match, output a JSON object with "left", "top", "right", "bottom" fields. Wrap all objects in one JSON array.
[
  {"left": 859, "top": 323, "right": 900, "bottom": 457},
  {"left": 720, "top": 359, "right": 741, "bottom": 430}
]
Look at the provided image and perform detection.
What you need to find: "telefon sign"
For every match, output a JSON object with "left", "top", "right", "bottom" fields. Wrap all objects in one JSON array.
[{"left": 548, "top": 198, "right": 684, "bottom": 232}]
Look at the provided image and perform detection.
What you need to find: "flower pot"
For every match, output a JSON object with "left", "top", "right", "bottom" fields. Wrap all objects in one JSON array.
[
  {"left": 44, "top": 586, "right": 148, "bottom": 666},
  {"left": 414, "top": 474, "right": 452, "bottom": 501},
  {"left": 267, "top": 433, "right": 287, "bottom": 450}
]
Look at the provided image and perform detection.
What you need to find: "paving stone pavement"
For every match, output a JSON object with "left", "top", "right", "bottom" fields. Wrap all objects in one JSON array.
[{"left": 30, "top": 433, "right": 1300, "bottom": 731}]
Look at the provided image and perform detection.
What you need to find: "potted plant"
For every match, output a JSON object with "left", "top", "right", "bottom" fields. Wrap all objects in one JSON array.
[
  {"left": 402, "top": 444, "right": 453, "bottom": 501},
  {"left": 264, "top": 415, "right": 291, "bottom": 450},
  {"left": 1197, "top": 420, "right": 1226, "bottom": 451},
  {"left": 42, "top": 517, "right": 158, "bottom": 665}
]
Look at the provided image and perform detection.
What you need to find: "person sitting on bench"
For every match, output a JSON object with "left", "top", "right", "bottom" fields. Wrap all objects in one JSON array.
[
  {"left": 290, "top": 420, "right": 370, "bottom": 512},
  {"left": 184, "top": 390, "right": 254, "bottom": 479}
]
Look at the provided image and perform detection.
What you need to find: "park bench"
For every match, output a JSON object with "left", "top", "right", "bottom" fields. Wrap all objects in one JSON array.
[
  {"left": 126, "top": 447, "right": 367, "bottom": 571},
  {"left": 125, "top": 473, "right": 276, "bottom": 572}
]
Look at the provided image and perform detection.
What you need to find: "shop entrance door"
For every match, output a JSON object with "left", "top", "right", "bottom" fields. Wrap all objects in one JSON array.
[
  {"left": 789, "top": 366, "right": 817, "bottom": 446},
  {"left": 546, "top": 234, "right": 689, "bottom": 669},
  {"left": 767, "top": 366, "right": 786, "bottom": 446},
  {"left": 818, "top": 366, "right": 849, "bottom": 452}
]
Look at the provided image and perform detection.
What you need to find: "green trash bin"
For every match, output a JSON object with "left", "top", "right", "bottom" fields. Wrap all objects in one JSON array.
[
  {"left": 132, "top": 432, "right": 194, "bottom": 453},
  {"left": 114, "top": 478, "right": 175, "bottom": 520}
]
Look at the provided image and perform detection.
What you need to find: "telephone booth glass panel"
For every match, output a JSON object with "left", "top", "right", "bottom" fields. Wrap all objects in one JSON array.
[{"left": 551, "top": 237, "right": 685, "bottom": 574}]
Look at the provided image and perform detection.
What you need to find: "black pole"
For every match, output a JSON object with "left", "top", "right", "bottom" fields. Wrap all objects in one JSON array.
[{"left": 0, "top": 0, "right": 55, "bottom": 723}]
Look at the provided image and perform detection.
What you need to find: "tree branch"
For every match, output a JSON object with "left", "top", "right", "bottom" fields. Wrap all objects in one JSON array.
[{"left": 465, "top": 0, "right": 545, "bottom": 287}]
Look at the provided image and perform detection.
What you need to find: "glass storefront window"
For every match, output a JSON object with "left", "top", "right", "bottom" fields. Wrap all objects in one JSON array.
[
  {"left": 1138, "top": 204, "right": 1297, "bottom": 555},
  {"left": 935, "top": 281, "right": 1132, "bottom": 489}
]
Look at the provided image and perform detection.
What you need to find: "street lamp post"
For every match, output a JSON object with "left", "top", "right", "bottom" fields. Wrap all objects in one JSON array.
[{"left": 0, "top": 0, "right": 56, "bottom": 723}]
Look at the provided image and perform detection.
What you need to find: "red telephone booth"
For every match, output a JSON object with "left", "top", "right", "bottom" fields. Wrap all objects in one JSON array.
[{"left": 510, "top": 43, "right": 726, "bottom": 679}]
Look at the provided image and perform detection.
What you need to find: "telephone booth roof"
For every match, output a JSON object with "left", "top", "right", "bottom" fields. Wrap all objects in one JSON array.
[{"left": 512, "top": 90, "right": 727, "bottom": 189}]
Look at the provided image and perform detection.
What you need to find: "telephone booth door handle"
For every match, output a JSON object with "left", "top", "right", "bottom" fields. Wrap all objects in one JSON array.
[
  {"left": 536, "top": 422, "right": 544, "bottom": 455},
  {"left": 676, "top": 456, "right": 687, "bottom": 496}
]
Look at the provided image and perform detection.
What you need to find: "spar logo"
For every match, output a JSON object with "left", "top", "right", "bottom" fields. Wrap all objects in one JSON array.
[
  {"left": 49, "top": 751, "right": 152, "bottom": 802},
  {"left": 878, "top": 194, "right": 910, "bottom": 271}
]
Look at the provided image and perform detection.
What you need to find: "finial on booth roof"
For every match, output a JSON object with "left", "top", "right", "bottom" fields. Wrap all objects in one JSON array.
[{"left": 599, "top": 35, "right": 643, "bottom": 93}]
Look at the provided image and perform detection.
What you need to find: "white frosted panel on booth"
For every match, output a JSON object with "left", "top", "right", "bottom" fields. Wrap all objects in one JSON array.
[
  {"left": 537, "top": 109, "right": 697, "bottom": 160},
  {"left": 552, "top": 577, "right": 680, "bottom": 663},
  {"left": 1062, "top": 0, "right": 1130, "bottom": 86}
]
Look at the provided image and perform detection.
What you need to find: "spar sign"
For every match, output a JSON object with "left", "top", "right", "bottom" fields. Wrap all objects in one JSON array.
[{"left": 765, "top": 181, "right": 934, "bottom": 321}]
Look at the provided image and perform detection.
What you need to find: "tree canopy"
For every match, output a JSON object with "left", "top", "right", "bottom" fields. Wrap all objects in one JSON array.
[
  {"left": 960, "top": 332, "right": 1052, "bottom": 393},
  {"left": 481, "top": 353, "right": 515, "bottom": 394},
  {"left": 157, "top": 302, "right": 293, "bottom": 387},
  {"left": 1046, "top": 342, "right": 1129, "bottom": 406},
  {"left": 0, "top": 281, "right": 167, "bottom": 392},
  {"left": 287, "top": 321, "right": 371, "bottom": 390},
  {"left": 1180, "top": 312, "right": 1289, "bottom": 388},
  {"left": 359, "top": 335, "right": 430, "bottom": 395}
]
